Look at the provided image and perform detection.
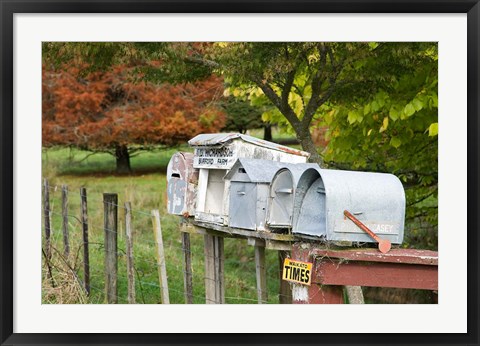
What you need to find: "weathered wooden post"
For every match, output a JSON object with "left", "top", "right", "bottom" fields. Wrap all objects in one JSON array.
[
  {"left": 181, "top": 223, "right": 194, "bottom": 304},
  {"left": 43, "top": 179, "right": 51, "bottom": 260},
  {"left": 103, "top": 193, "right": 118, "bottom": 304},
  {"left": 248, "top": 238, "right": 267, "bottom": 304},
  {"left": 124, "top": 202, "right": 136, "bottom": 304},
  {"left": 80, "top": 187, "right": 90, "bottom": 295},
  {"left": 151, "top": 209, "right": 169, "bottom": 304},
  {"left": 291, "top": 243, "right": 344, "bottom": 304},
  {"left": 61, "top": 184, "right": 70, "bottom": 258},
  {"left": 278, "top": 250, "right": 292, "bottom": 304},
  {"left": 204, "top": 233, "right": 224, "bottom": 304}
]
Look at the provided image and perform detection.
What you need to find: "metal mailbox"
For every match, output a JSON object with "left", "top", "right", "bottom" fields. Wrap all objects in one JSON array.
[
  {"left": 267, "top": 163, "right": 318, "bottom": 229},
  {"left": 293, "top": 168, "right": 406, "bottom": 244},
  {"left": 188, "top": 133, "right": 310, "bottom": 225},
  {"left": 166, "top": 152, "right": 198, "bottom": 216},
  {"left": 225, "top": 158, "right": 289, "bottom": 231}
]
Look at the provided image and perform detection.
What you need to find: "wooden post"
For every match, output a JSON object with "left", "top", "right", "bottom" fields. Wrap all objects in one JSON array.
[
  {"left": 181, "top": 224, "right": 193, "bottom": 304},
  {"left": 125, "top": 202, "right": 136, "bottom": 304},
  {"left": 255, "top": 245, "right": 268, "bottom": 304},
  {"left": 151, "top": 209, "right": 170, "bottom": 304},
  {"left": 43, "top": 179, "right": 51, "bottom": 260},
  {"left": 345, "top": 286, "right": 365, "bottom": 304},
  {"left": 80, "top": 187, "right": 90, "bottom": 296},
  {"left": 248, "top": 238, "right": 268, "bottom": 304},
  {"left": 214, "top": 236, "right": 224, "bottom": 304},
  {"left": 291, "top": 243, "right": 343, "bottom": 304},
  {"left": 61, "top": 185, "right": 70, "bottom": 258},
  {"left": 278, "top": 250, "right": 292, "bottom": 304},
  {"left": 103, "top": 193, "right": 118, "bottom": 304},
  {"left": 204, "top": 233, "right": 224, "bottom": 304}
]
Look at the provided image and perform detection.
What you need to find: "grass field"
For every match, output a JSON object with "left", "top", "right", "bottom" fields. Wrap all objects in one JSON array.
[{"left": 42, "top": 146, "right": 285, "bottom": 304}]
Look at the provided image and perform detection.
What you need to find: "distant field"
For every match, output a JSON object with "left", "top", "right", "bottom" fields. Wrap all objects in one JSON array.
[{"left": 42, "top": 146, "right": 283, "bottom": 304}]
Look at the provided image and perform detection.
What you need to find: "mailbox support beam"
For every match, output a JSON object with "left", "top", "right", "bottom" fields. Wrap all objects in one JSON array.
[
  {"left": 291, "top": 244, "right": 438, "bottom": 304},
  {"left": 204, "top": 233, "right": 225, "bottom": 304}
]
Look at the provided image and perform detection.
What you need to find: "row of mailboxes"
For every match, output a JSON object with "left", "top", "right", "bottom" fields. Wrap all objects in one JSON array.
[
  {"left": 166, "top": 133, "right": 406, "bottom": 244},
  {"left": 271, "top": 166, "right": 406, "bottom": 244}
]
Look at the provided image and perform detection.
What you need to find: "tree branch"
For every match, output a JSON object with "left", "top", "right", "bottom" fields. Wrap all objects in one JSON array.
[
  {"left": 184, "top": 56, "right": 220, "bottom": 69},
  {"left": 302, "top": 44, "right": 328, "bottom": 129},
  {"left": 282, "top": 70, "right": 295, "bottom": 111},
  {"left": 252, "top": 76, "right": 301, "bottom": 129}
]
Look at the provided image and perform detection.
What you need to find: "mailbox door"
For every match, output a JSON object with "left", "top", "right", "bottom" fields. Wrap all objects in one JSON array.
[
  {"left": 295, "top": 177, "right": 327, "bottom": 237},
  {"left": 204, "top": 169, "right": 226, "bottom": 215},
  {"left": 167, "top": 178, "right": 187, "bottom": 215},
  {"left": 268, "top": 169, "right": 294, "bottom": 228},
  {"left": 229, "top": 182, "right": 257, "bottom": 230},
  {"left": 167, "top": 153, "right": 190, "bottom": 215}
]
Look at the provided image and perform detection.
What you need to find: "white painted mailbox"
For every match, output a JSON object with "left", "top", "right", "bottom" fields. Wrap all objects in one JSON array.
[
  {"left": 166, "top": 152, "right": 198, "bottom": 216},
  {"left": 225, "top": 158, "right": 291, "bottom": 231},
  {"left": 188, "top": 133, "right": 309, "bottom": 225},
  {"left": 293, "top": 167, "right": 406, "bottom": 244}
]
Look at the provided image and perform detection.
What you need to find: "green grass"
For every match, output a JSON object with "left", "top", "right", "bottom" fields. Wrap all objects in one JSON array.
[{"left": 42, "top": 147, "right": 282, "bottom": 304}]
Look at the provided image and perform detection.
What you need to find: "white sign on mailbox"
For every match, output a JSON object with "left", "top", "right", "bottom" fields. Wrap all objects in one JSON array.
[{"left": 194, "top": 146, "right": 236, "bottom": 168}]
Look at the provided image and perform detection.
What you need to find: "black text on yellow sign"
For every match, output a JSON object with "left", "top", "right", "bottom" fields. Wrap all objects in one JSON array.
[{"left": 282, "top": 258, "right": 312, "bottom": 286}]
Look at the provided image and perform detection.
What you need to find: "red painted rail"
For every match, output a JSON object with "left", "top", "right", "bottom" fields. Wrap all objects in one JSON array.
[{"left": 292, "top": 244, "right": 438, "bottom": 304}]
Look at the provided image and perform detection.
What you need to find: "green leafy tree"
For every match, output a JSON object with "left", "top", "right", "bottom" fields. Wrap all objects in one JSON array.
[
  {"left": 220, "top": 96, "right": 263, "bottom": 134},
  {"left": 319, "top": 43, "right": 438, "bottom": 248}
]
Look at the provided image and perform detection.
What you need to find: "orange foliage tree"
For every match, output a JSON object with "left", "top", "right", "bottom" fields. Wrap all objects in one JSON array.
[{"left": 42, "top": 64, "right": 226, "bottom": 172}]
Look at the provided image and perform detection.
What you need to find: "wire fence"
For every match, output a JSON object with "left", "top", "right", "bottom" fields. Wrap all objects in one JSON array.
[{"left": 42, "top": 179, "right": 293, "bottom": 304}]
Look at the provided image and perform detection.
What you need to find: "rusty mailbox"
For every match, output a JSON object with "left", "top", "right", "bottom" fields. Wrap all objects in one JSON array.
[
  {"left": 224, "top": 158, "right": 290, "bottom": 231},
  {"left": 293, "top": 167, "right": 406, "bottom": 244},
  {"left": 166, "top": 152, "right": 198, "bottom": 216},
  {"left": 188, "top": 133, "right": 309, "bottom": 225},
  {"left": 267, "top": 163, "right": 318, "bottom": 230}
]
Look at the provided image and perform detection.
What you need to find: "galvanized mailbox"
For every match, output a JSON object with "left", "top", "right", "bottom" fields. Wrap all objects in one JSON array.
[
  {"left": 225, "top": 158, "right": 290, "bottom": 231},
  {"left": 188, "top": 133, "right": 310, "bottom": 225},
  {"left": 267, "top": 163, "right": 318, "bottom": 229},
  {"left": 166, "top": 152, "right": 198, "bottom": 216},
  {"left": 293, "top": 168, "right": 406, "bottom": 244}
]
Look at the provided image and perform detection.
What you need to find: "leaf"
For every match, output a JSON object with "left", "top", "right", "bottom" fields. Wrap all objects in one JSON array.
[
  {"left": 412, "top": 98, "right": 423, "bottom": 111},
  {"left": 379, "top": 116, "right": 389, "bottom": 133},
  {"left": 428, "top": 122, "right": 438, "bottom": 136},
  {"left": 367, "top": 129, "right": 372, "bottom": 136},
  {"left": 347, "top": 110, "right": 362, "bottom": 124},
  {"left": 364, "top": 104, "right": 371, "bottom": 115},
  {"left": 390, "top": 137, "right": 402, "bottom": 148},
  {"left": 404, "top": 103, "right": 416, "bottom": 117},
  {"left": 389, "top": 107, "right": 399, "bottom": 121}
]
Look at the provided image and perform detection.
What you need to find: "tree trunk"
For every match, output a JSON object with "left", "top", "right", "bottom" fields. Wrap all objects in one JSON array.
[
  {"left": 263, "top": 124, "right": 272, "bottom": 142},
  {"left": 115, "top": 144, "right": 131, "bottom": 174},
  {"left": 297, "top": 130, "right": 323, "bottom": 166}
]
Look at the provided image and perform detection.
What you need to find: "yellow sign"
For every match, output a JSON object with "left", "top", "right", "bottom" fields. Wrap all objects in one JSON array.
[{"left": 282, "top": 258, "right": 312, "bottom": 285}]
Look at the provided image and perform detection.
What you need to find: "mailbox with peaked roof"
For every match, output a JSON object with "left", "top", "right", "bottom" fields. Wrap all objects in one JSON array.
[
  {"left": 188, "top": 133, "right": 309, "bottom": 225},
  {"left": 293, "top": 167, "right": 406, "bottom": 244},
  {"left": 224, "top": 158, "right": 291, "bottom": 231}
]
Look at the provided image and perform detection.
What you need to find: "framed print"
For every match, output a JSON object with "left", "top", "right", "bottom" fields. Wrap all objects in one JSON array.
[{"left": 1, "top": 1, "right": 479, "bottom": 345}]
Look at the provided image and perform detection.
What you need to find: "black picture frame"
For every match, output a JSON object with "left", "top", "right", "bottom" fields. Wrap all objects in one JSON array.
[{"left": 1, "top": 1, "right": 478, "bottom": 345}]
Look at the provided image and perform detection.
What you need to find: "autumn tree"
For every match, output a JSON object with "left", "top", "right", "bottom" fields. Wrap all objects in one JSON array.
[{"left": 42, "top": 63, "right": 225, "bottom": 173}]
